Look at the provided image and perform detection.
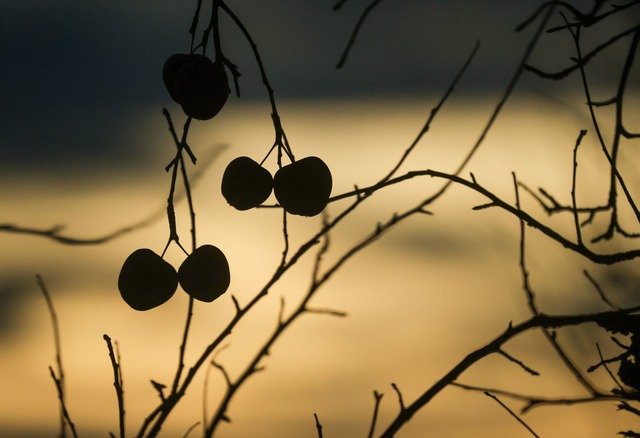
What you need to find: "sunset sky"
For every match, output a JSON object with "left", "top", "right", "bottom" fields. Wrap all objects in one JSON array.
[{"left": 1, "top": 1, "right": 639, "bottom": 437}]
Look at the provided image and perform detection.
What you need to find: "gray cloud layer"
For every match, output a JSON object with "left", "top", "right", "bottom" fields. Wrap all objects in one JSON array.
[{"left": 0, "top": 0, "right": 624, "bottom": 166}]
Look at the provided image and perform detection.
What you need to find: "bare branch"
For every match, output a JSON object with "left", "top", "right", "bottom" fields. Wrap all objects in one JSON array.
[{"left": 379, "top": 307, "right": 640, "bottom": 437}]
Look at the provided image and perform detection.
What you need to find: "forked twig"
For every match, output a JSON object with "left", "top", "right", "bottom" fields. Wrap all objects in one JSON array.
[{"left": 367, "top": 391, "right": 384, "bottom": 438}]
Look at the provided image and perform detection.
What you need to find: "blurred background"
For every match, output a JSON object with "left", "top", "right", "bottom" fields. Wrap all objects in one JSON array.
[{"left": 1, "top": 0, "right": 640, "bottom": 436}]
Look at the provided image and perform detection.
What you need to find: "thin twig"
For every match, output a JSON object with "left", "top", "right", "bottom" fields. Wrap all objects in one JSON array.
[
  {"left": 49, "top": 367, "right": 78, "bottom": 438},
  {"left": 452, "top": 381, "right": 624, "bottom": 412},
  {"left": 37, "top": 275, "right": 67, "bottom": 438},
  {"left": 514, "top": 173, "right": 537, "bottom": 311},
  {"left": 104, "top": 334, "right": 125, "bottom": 438},
  {"left": 595, "top": 343, "right": 624, "bottom": 390},
  {"left": 335, "top": 0, "right": 384, "bottom": 68},
  {"left": 367, "top": 391, "right": 384, "bottom": 438},
  {"left": 188, "top": 0, "right": 204, "bottom": 52},
  {"left": 314, "top": 413, "right": 323, "bottom": 438},
  {"left": 391, "top": 383, "right": 405, "bottom": 411},
  {"left": 571, "top": 130, "right": 588, "bottom": 246},
  {"left": 497, "top": 349, "right": 540, "bottom": 376},
  {"left": 583, "top": 270, "right": 620, "bottom": 310},
  {"left": 182, "top": 422, "right": 200, "bottom": 438},
  {"left": 484, "top": 391, "right": 540, "bottom": 437}
]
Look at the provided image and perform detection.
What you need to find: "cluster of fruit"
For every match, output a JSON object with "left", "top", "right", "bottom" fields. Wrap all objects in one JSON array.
[
  {"left": 118, "top": 245, "right": 230, "bottom": 311},
  {"left": 163, "top": 53, "right": 230, "bottom": 120},
  {"left": 117, "top": 49, "right": 333, "bottom": 311},
  {"left": 163, "top": 51, "right": 333, "bottom": 217},
  {"left": 222, "top": 155, "right": 332, "bottom": 217}
]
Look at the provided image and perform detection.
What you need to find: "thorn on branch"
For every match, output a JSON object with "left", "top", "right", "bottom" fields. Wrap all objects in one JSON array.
[
  {"left": 314, "top": 412, "right": 323, "bottom": 438},
  {"left": 618, "top": 401, "right": 640, "bottom": 417},
  {"left": 151, "top": 380, "right": 167, "bottom": 401},
  {"left": 391, "top": 383, "right": 405, "bottom": 411},
  {"left": 305, "top": 307, "right": 348, "bottom": 318},
  {"left": 367, "top": 390, "right": 384, "bottom": 438},
  {"left": 473, "top": 202, "right": 496, "bottom": 211},
  {"left": 278, "top": 296, "right": 286, "bottom": 326},
  {"left": 231, "top": 295, "right": 241, "bottom": 314}
]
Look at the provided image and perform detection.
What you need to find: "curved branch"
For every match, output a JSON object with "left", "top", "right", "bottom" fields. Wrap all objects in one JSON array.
[{"left": 379, "top": 307, "right": 640, "bottom": 437}]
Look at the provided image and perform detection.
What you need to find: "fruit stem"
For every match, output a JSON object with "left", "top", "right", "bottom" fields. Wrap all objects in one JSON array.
[
  {"left": 188, "top": 0, "right": 204, "bottom": 53},
  {"left": 219, "top": 1, "right": 295, "bottom": 166},
  {"left": 210, "top": 0, "right": 223, "bottom": 62}
]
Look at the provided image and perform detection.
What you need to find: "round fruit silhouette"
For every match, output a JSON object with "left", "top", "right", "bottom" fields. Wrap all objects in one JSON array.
[
  {"left": 118, "top": 248, "right": 178, "bottom": 311},
  {"left": 178, "top": 244, "right": 230, "bottom": 302},
  {"left": 273, "top": 156, "right": 332, "bottom": 217},
  {"left": 163, "top": 53, "right": 230, "bottom": 120},
  {"left": 221, "top": 156, "right": 273, "bottom": 210},
  {"left": 163, "top": 53, "right": 192, "bottom": 103}
]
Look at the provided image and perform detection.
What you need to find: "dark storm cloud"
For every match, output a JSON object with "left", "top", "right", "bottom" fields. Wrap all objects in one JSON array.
[
  {"left": 1, "top": 1, "right": 189, "bottom": 166},
  {"left": 0, "top": 0, "right": 613, "bottom": 166}
]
